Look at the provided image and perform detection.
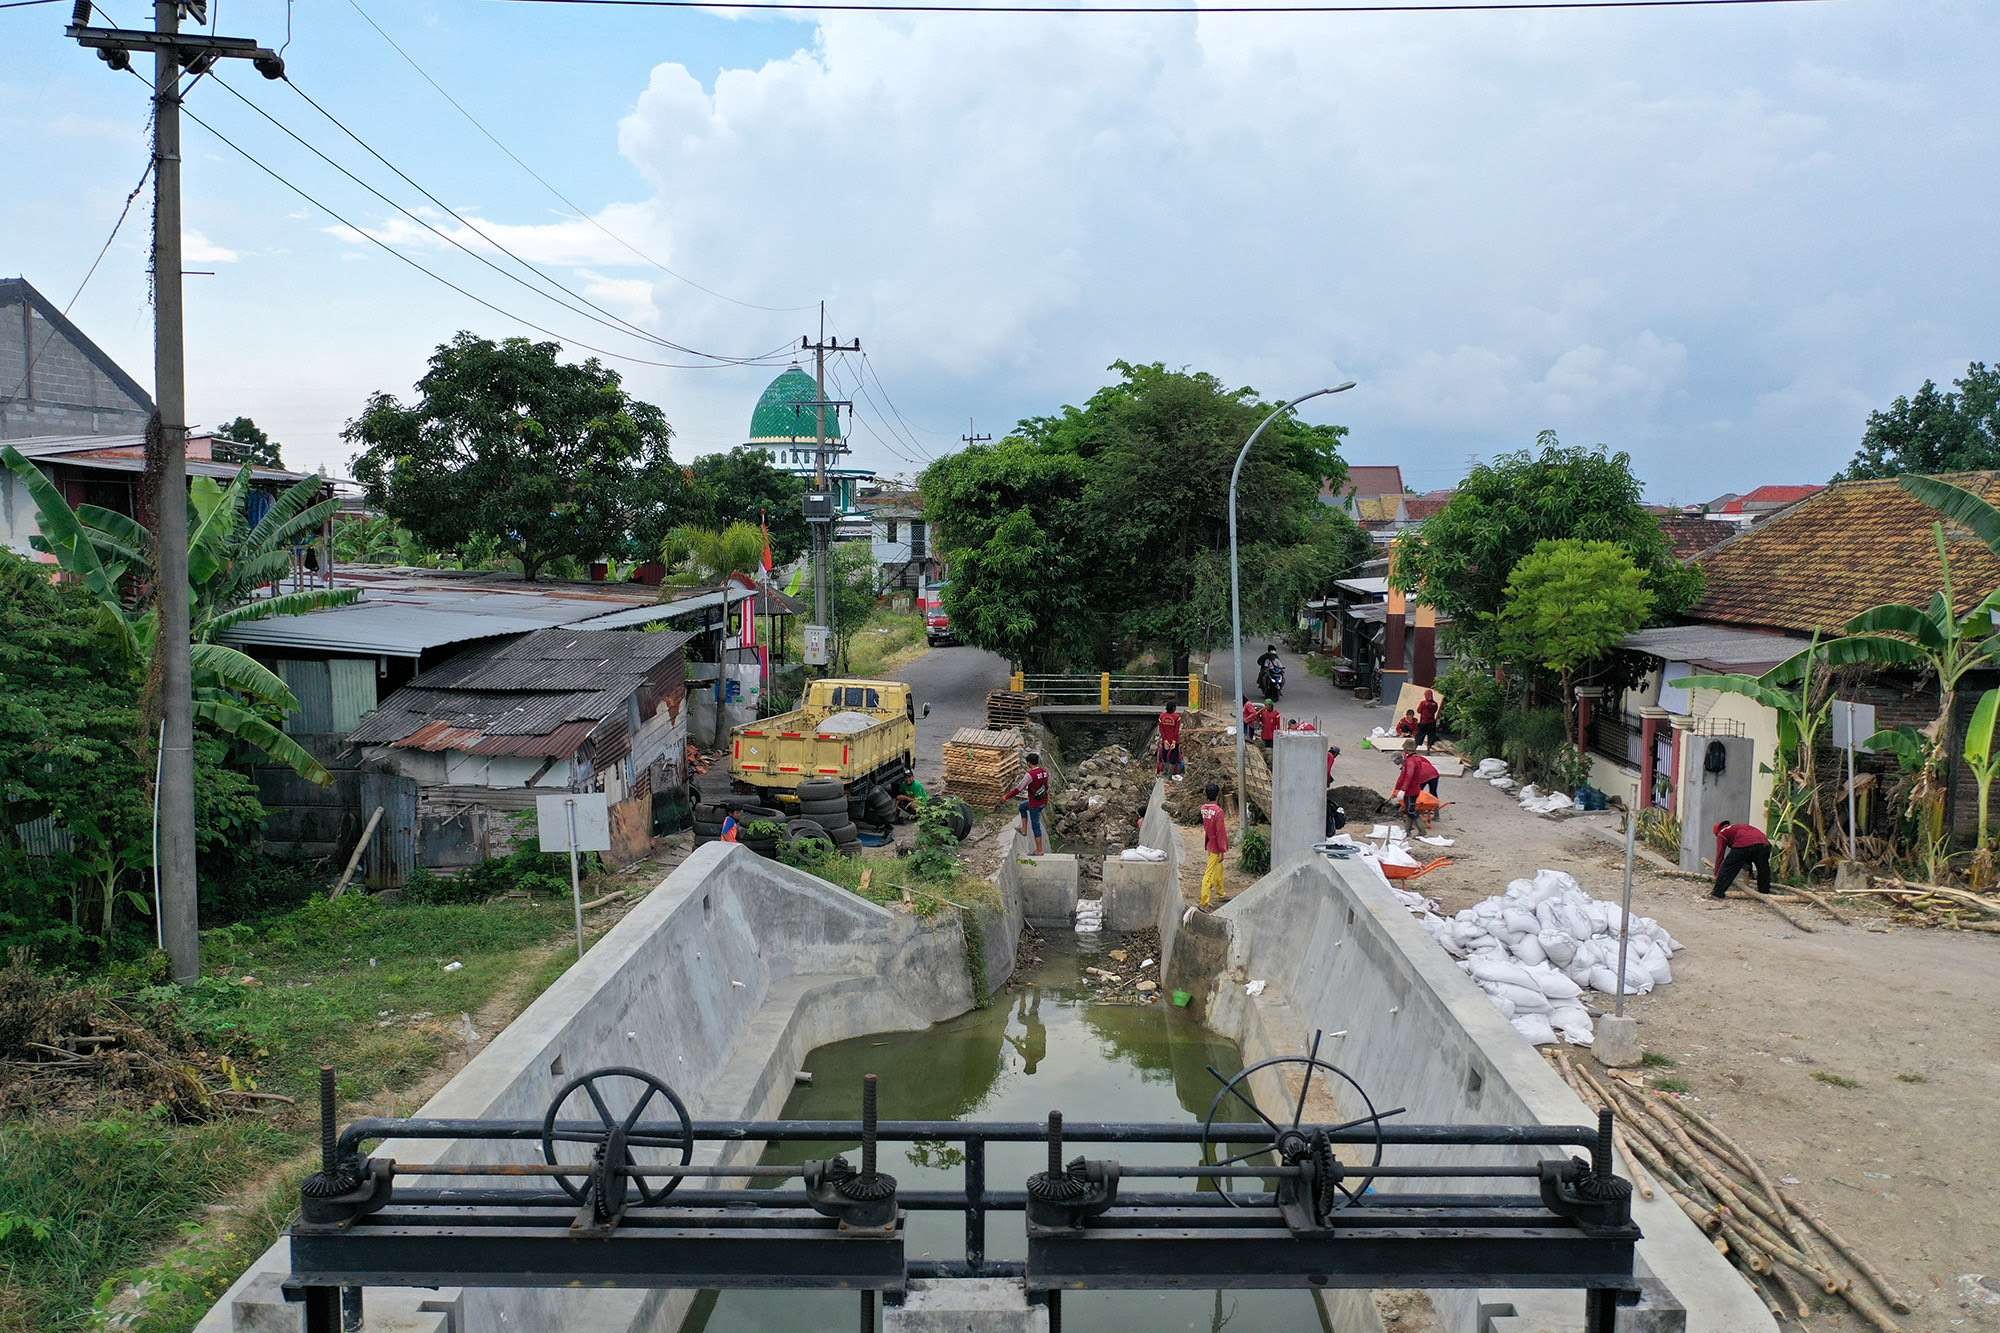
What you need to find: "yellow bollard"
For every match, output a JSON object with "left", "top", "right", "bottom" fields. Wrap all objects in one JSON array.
[
  {"left": 1188, "top": 673, "right": 1201, "bottom": 712},
  {"left": 1100, "top": 672, "right": 1111, "bottom": 713},
  {"left": 1011, "top": 669, "right": 1025, "bottom": 692}
]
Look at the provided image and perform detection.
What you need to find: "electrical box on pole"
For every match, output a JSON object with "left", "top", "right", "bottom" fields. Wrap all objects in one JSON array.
[{"left": 804, "top": 626, "right": 833, "bottom": 666}]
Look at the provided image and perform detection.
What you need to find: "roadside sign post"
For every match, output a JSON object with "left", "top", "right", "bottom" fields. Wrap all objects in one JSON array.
[
  {"left": 1830, "top": 701, "right": 1876, "bottom": 860},
  {"left": 1595, "top": 808, "right": 1644, "bottom": 1067},
  {"left": 537, "top": 793, "right": 611, "bottom": 960}
]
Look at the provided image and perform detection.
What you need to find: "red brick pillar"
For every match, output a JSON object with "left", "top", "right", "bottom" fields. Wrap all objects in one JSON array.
[
  {"left": 1382, "top": 587, "right": 1407, "bottom": 700},
  {"left": 1639, "top": 711, "right": 1662, "bottom": 808}
]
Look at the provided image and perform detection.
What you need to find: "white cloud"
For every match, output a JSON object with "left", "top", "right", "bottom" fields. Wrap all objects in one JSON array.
[{"left": 183, "top": 230, "right": 239, "bottom": 264}]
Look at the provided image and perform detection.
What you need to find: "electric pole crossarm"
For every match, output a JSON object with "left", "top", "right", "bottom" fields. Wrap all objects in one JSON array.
[{"left": 67, "top": 25, "right": 283, "bottom": 66}]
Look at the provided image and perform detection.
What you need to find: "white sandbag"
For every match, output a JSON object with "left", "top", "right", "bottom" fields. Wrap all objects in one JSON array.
[
  {"left": 1378, "top": 842, "right": 1420, "bottom": 869},
  {"left": 1527, "top": 963, "right": 1584, "bottom": 1001},
  {"left": 1502, "top": 907, "right": 1540, "bottom": 937},
  {"left": 1548, "top": 1003, "right": 1596, "bottom": 1045},
  {"left": 1538, "top": 931, "right": 1578, "bottom": 967},
  {"left": 1534, "top": 869, "right": 1582, "bottom": 898},
  {"left": 1491, "top": 981, "right": 1552, "bottom": 1014},
  {"left": 1640, "top": 951, "right": 1673, "bottom": 986},
  {"left": 1476, "top": 757, "right": 1510, "bottom": 778},
  {"left": 1486, "top": 991, "right": 1518, "bottom": 1019},
  {"left": 1490, "top": 777, "right": 1517, "bottom": 790},
  {"left": 1587, "top": 965, "right": 1652, "bottom": 997},
  {"left": 1511, "top": 1013, "right": 1559, "bottom": 1046},
  {"left": 1508, "top": 935, "right": 1548, "bottom": 966},
  {"left": 1466, "top": 957, "right": 1539, "bottom": 990}
]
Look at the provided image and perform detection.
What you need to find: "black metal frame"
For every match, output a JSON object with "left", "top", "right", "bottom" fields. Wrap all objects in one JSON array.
[{"left": 283, "top": 1065, "right": 1641, "bottom": 1332}]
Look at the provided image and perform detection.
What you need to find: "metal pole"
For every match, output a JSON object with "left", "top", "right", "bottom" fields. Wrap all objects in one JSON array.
[
  {"left": 566, "top": 798, "right": 584, "bottom": 960},
  {"left": 1230, "top": 382, "right": 1355, "bottom": 826},
  {"left": 1843, "top": 704, "right": 1859, "bottom": 860},
  {"left": 152, "top": 0, "right": 200, "bottom": 983},
  {"left": 813, "top": 303, "right": 829, "bottom": 633},
  {"left": 1613, "top": 807, "right": 1636, "bottom": 1018}
]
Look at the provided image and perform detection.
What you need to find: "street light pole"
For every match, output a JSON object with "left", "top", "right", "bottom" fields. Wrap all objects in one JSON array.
[{"left": 1231, "top": 382, "right": 1356, "bottom": 828}]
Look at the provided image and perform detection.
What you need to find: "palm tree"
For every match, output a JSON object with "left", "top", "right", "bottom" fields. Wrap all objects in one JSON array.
[
  {"left": 660, "top": 521, "right": 765, "bottom": 587},
  {"left": 2, "top": 445, "right": 359, "bottom": 783}
]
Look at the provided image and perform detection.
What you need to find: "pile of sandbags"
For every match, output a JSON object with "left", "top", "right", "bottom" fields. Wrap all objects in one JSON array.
[
  {"left": 1516, "top": 783, "right": 1573, "bottom": 815},
  {"left": 1407, "top": 869, "right": 1682, "bottom": 1048}
]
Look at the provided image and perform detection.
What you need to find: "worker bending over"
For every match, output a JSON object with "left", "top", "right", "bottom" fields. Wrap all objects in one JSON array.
[
  {"left": 1711, "top": 820, "right": 1772, "bottom": 897},
  {"left": 1393, "top": 739, "right": 1440, "bottom": 835}
]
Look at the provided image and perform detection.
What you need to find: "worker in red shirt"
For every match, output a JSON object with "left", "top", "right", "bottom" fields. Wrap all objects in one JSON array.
[
  {"left": 1392, "top": 738, "right": 1441, "bottom": 834},
  {"left": 1415, "top": 690, "right": 1441, "bottom": 750},
  {"left": 1199, "top": 781, "right": 1230, "bottom": 909},
  {"left": 1157, "top": 700, "right": 1185, "bottom": 779},
  {"left": 1008, "top": 751, "right": 1053, "bottom": 856},
  {"left": 1242, "top": 695, "right": 1258, "bottom": 729},
  {"left": 1258, "top": 702, "right": 1281, "bottom": 748},
  {"left": 1711, "top": 820, "right": 1772, "bottom": 897},
  {"left": 1326, "top": 743, "right": 1341, "bottom": 782}
]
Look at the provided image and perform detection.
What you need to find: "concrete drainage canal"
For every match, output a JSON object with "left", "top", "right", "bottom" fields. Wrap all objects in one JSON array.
[{"left": 682, "top": 936, "right": 1336, "bottom": 1332}]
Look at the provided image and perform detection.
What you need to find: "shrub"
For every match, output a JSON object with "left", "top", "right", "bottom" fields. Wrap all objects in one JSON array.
[
  {"left": 1546, "top": 743, "right": 1594, "bottom": 796},
  {"left": 1637, "top": 808, "right": 1680, "bottom": 860},
  {"left": 1239, "top": 827, "right": 1271, "bottom": 875},
  {"left": 1499, "top": 708, "right": 1570, "bottom": 786},
  {"left": 1435, "top": 663, "right": 1505, "bottom": 759}
]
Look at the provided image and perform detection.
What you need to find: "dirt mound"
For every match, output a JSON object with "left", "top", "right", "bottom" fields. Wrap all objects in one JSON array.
[
  {"left": 1164, "top": 722, "right": 1271, "bottom": 824},
  {"left": 1328, "top": 784, "right": 1401, "bottom": 822}
]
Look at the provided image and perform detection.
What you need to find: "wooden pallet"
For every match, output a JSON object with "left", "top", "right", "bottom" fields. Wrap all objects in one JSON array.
[
  {"left": 985, "top": 690, "right": 1039, "bottom": 729},
  {"left": 944, "top": 726, "right": 1025, "bottom": 807}
]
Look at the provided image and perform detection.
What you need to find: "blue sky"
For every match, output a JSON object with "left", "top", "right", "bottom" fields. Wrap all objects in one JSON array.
[{"left": 4, "top": 0, "right": 1995, "bottom": 502}]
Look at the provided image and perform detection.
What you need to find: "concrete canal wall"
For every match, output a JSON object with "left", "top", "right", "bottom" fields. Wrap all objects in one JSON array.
[
  {"left": 1169, "top": 851, "right": 1778, "bottom": 1333},
  {"left": 198, "top": 843, "right": 985, "bottom": 1333}
]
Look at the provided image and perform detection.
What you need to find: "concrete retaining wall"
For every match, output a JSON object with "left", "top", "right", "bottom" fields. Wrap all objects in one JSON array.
[
  {"left": 1174, "top": 852, "right": 1777, "bottom": 1333},
  {"left": 1136, "top": 779, "right": 1185, "bottom": 975},
  {"left": 199, "top": 844, "right": 977, "bottom": 1333},
  {"left": 979, "top": 823, "right": 1031, "bottom": 996},
  {"left": 1017, "top": 852, "right": 1080, "bottom": 926}
]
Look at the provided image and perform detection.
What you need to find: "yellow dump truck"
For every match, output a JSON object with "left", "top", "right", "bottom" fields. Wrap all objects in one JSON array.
[{"left": 728, "top": 678, "right": 926, "bottom": 807}]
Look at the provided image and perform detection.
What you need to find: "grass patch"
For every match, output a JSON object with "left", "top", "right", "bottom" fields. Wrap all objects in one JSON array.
[
  {"left": 1, "top": 892, "right": 575, "bottom": 1330},
  {"left": 1651, "top": 1076, "right": 1692, "bottom": 1094},
  {"left": 1639, "top": 1050, "right": 1677, "bottom": 1069},
  {"left": 1894, "top": 1072, "right": 1928, "bottom": 1084},
  {"left": 1304, "top": 654, "right": 1338, "bottom": 681},
  {"left": 843, "top": 609, "right": 927, "bottom": 677},
  {"left": 1811, "top": 1071, "right": 1862, "bottom": 1089}
]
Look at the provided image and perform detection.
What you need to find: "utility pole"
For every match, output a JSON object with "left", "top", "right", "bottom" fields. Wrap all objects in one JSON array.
[
  {"left": 799, "top": 304, "right": 858, "bottom": 670},
  {"left": 961, "top": 419, "right": 992, "bottom": 448},
  {"left": 69, "top": 3, "right": 285, "bottom": 983}
]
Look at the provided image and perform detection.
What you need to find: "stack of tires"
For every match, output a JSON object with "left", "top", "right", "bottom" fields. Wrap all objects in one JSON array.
[
  {"left": 792, "top": 778, "right": 862, "bottom": 855},
  {"left": 692, "top": 795, "right": 786, "bottom": 858}
]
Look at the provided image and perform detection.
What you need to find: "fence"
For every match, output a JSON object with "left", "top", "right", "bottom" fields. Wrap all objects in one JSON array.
[{"left": 1013, "top": 671, "right": 1204, "bottom": 713}]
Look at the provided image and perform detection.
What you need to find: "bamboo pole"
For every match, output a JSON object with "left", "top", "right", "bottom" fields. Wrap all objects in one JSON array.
[{"left": 1788, "top": 1202, "right": 1914, "bottom": 1316}]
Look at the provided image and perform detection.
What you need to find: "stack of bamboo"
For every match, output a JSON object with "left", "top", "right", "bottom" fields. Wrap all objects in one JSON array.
[
  {"left": 943, "top": 727, "right": 1025, "bottom": 807},
  {"left": 985, "top": 689, "right": 1038, "bottom": 729},
  {"left": 1839, "top": 876, "right": 2000, "bottom": 932},
  {"left": 1551, "top": 1050, "right": 1911, "bottom": 1331}
]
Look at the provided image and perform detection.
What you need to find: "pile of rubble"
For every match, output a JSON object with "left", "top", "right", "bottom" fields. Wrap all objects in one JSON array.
[
  {"left": 1163, "top": 721, "right": 1271, "bottom": 824},
  {"left": 1079, "top": 938, "right": 1165, "bottom": 1005},
  {"left": 1050, "top": 745, "right": 1153, "bottom": 850}
]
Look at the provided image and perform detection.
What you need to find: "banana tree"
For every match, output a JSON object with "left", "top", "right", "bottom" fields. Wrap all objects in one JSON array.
[
  {"left": 1961, "top": 689, "right": 2000, "bottom": 887},
  {"left": 2, "top": 445, "right": 357, "bottom": 783},
  {"left": 1674, "top": 633, "right": 1835, "bottom": 879}
]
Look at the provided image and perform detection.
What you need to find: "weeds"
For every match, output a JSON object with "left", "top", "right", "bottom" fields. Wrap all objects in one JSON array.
[
  {"left": 1894, "top": 1072, "right": 1928, "bottom": 1084},
  {"left": 1639, "top": 1051, "right": 1677, "bottom": 1069},
  {"left": 1651, "top": 1076, "right": 1692, "bottom": 1094},
  {"left": 1812, "top": 1071, "right": 1862, "bottom": 1089}
]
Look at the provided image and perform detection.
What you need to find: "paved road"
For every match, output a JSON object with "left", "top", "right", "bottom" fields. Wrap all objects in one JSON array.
[{"left": 888, "top": 645, "right": 1013, "bottom": 786}]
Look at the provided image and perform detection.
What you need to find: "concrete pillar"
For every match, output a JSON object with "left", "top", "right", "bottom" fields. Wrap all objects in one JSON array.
[
  {"left": 1667, "top": 716, "right": 1690, "bottom": 817},
  {"left": 1271, "top": 730, "right": 1330, "bottom": 866},
  {"left": 887, "top": 1279, "right": 1048, "bottom": 1332},
  {"left": 1102, "top": 856, "right": 1170, "bottom": 933},
  {"left": 1412, "top": 602, "right": 1437, "bottom": 687},
  {"left": 1017, "top": 853, "right": 1080, "bottom": 926}
]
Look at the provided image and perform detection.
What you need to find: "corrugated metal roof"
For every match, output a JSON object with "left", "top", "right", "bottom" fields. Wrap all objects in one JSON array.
[
  {"left": 565, "top": 586, "right": 750, "bottom": 630},
  {"left": 347, "top": 628, "right": 690, "bottom": 758},
  {"left": 1621, "top": 624, "right": 1801, "bottom": 674}
]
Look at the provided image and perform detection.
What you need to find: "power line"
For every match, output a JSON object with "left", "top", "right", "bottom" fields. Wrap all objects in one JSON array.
[
  {"left": 5, "top": 156, "right": 153, "bottom": 401},
  {"left": 860, "top": 350, "right": 947, "bottom": 455},
  {"left": 271, "top": 73, "right": 782, "bottom": 365},
  {"left": 0, "top": 1, "right": 63, "bottom": 10},
  {"left": 826, "top": 359, "right": 931, "bottom": 468},
  {"left": 341, "top": 0, "right": 817, "bottom": 314},
  {"left": 829, "top": 355, "right": 933, "bottom": 466},
  {"left": 174, "top": 96, "right": 799, "bottom": 373},
  {"left": 202, "top": 72, "right": 786, "bottom": 366},
  {"left": 495, "top": 0, "right": 1830, "bottom": 14}
]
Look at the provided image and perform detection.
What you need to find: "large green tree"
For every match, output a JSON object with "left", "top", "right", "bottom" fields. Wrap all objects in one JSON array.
[
  {"left": 213, "top": 415, "right": 283, "bottom": 468},
  {"left": 1393, "top": 431, "right": 1701, "bottom": 654},
  {"left": 1834, "top": 362, "right": 2000, "bottom": 481},
  {"left": 346, "top": 334, "right": 675, "bottom": 581},
  {"left": 921, "top": 362, "right": 1367, "bottom": 670},
  {"left": 1497, "top": 539, "right": 1654, "bottom": 706}
]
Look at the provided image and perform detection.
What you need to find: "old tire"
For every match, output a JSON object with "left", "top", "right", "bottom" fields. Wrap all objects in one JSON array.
[
  {"left": 797, "top": 778, "right": 846, "bottom": 802},
  {"left": 797, "top": 795, "right": 850, "bottom": 820}
]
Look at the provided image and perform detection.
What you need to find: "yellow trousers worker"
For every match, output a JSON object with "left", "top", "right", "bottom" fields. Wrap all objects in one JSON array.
[{"left": 1200, "top": 852, "right": 1227, "bottom": 908}]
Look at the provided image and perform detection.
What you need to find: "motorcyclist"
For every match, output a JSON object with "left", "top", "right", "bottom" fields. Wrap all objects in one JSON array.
[{"left": 1255, "top": 644, "right": 1284, "bottom": 699}]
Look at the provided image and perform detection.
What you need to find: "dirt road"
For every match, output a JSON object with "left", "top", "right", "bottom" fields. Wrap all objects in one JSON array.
[{"left": 1185, "top": 664, "right": 2000, "bottom": 1329}]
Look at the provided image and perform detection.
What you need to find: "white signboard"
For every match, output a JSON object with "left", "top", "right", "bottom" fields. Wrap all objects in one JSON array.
[
  {"left": 1830, "top": 700, "right": 1878, "bottom": 752},
  {"left": 536, "top": 792, "right": 611, "bottom": 853},
  {"left": 805, "top": 624, "right": 833, "bottom": 666}
]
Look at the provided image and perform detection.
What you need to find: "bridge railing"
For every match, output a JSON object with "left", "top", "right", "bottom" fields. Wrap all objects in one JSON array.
[{"left": 1012, "top": 671, "right": 1204, "bottom": 713}]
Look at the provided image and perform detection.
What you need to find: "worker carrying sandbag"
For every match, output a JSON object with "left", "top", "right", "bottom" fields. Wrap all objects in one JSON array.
[{"left": 1711, "top": 820, "right": 1773, "bottom": 898}]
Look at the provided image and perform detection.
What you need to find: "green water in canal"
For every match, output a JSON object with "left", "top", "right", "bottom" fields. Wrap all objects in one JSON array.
[{"left": 683, "top": 940, "right": 1333, "bottom": 1332}]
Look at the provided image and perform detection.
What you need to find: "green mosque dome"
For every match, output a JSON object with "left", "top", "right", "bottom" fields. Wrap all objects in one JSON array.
[{"left": 746, "top": 364, "right": 843, "bottom": 445}]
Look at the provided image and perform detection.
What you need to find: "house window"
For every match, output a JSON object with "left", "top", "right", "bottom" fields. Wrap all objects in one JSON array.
[{"left": 885, "top": 520, "right": 898, "bottom": 542}]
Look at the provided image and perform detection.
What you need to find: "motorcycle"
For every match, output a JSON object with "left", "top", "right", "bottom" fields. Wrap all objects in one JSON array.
[{"left": 1257, "top": 660, "right": 1285, "bottom": 702}]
